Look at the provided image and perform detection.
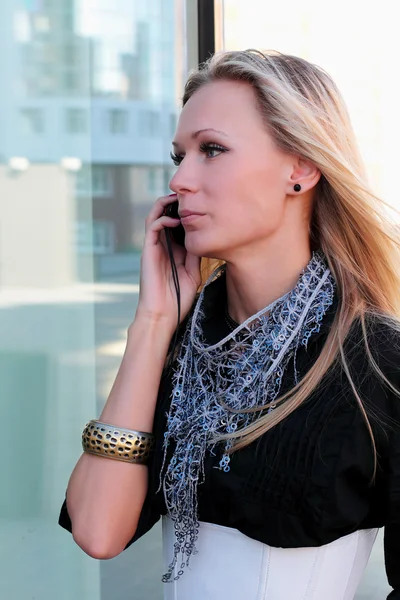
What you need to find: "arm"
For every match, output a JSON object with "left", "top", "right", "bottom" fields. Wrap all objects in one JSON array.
[
  {"left": 64, "top": 317, "right": 172, "bottom": 560},
  {"left": 61, "top": 193, "right": 201, "bottom": 559}
]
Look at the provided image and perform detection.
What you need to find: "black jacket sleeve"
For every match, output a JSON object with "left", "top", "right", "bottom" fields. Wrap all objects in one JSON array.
[
  {"left": 377, "top": 326, "right": 400, "bottom": 599},
  {"left": 385, "top": 517, "right": 400, "bottom": 599},
  {"left": 384, "top": 418, "right": 400, "bottom": 599}
]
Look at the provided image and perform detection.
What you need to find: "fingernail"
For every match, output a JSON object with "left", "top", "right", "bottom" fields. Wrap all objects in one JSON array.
[{"left": 168, "top": 193, "right": 177, "bottom": 196}]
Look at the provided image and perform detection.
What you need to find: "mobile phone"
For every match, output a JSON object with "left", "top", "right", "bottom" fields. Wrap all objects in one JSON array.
[{"left": 163, "top": 200, "right": 186, "bottom": 247}]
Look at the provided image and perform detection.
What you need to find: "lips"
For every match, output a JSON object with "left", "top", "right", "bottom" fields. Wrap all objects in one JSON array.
[
  {"left": 179, "top": 210, "right": 205, "bottom": 227},
  {"left": 179, "top": 209, "right": 205, "bottom": 218}
]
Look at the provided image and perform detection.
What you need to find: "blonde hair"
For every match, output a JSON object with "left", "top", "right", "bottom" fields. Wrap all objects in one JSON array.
[{"left": 181, "top": 49, "right": 400, "bottom": 477}]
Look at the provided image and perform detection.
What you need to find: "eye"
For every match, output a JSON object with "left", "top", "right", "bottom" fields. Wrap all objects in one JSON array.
[
  {"left": 199, "top": 142, "right": 226, "bottom": 158},
  {"left": 170, "top": 151, "right": 183, "bottom": 166},
  {"left": 169, "top": 142, "right": 227, "bottom": 166}
]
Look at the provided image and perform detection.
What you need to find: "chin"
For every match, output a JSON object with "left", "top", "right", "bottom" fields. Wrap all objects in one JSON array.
[{"left": 184, "top": 236, "right": 222, "bottom": 259}]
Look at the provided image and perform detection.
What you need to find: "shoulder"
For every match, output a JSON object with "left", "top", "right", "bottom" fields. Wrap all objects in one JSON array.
[
  {"left": 327, "top": 312, "right": 400, "bottom": 406},
  {"left": 363, "top": 314, "right": 400, "bottom": 376},
  {"left": 343, "top": 313, "right": 400, "bottom": 375},
  {"left": 343, "top": 314, "right": 400, "bottom": 427}
]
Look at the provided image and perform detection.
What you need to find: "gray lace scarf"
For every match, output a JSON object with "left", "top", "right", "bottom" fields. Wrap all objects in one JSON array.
[{"left": 158, "top": 250, "right": 335, "bottom": 582}]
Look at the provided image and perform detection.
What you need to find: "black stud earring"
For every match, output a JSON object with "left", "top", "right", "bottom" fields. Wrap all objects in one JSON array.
[{"left": 293, "top": 184, "right": 301, "bottom": 192}]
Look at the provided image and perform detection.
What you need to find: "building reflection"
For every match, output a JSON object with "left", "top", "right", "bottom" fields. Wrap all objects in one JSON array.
[
  {"left": 0, "top": 3, "right": 183, "bottom": 598},
  {"left": 0, "top": 0, "right": 179, "bottom": 289}
]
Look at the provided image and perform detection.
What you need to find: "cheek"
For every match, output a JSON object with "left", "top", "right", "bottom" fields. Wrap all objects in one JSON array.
[
  {"left": 219, "top": 161, "right": 286, "bottom": 221},
  {"left": 215, "top": 187, "right": 285, "bottom": 238},
  {"left": 193, "top": 159, "right": 287, "bottom": 252}
]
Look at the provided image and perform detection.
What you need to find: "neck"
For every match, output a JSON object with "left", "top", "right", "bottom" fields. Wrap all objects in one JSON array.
[{"left": 225, "top": 243, "right": 313, "bottom": 324}]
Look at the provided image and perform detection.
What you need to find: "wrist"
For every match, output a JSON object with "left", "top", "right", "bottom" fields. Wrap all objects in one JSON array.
[
  {"left": 133, "top": 305, "right": 176, "bottom": 330},
  {"left": 127, "top": 313, "right": 175, "bottom": 349}
]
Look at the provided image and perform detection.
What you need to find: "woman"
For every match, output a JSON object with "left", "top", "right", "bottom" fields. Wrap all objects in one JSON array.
[{"left": 59, "top": 50, "right": 400, "bottom": 599}]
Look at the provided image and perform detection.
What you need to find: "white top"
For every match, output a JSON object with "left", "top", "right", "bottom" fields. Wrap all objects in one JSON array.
[{"left": 162, "top": 516, "right": 378, "bottom": 600}]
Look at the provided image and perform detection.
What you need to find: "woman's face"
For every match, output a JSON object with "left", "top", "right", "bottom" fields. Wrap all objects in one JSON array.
[{"left": 169, "top": 79, "right": 312, "bottom": 260}]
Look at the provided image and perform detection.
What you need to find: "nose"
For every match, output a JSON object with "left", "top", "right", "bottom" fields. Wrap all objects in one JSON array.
[{"left": 169, "top": 156, "right": 199, "bottom": 195}]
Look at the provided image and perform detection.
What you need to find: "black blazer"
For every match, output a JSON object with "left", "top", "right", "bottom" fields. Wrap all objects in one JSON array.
[{"left": 59, "top": 278, "right": 400, "bottom": 599}]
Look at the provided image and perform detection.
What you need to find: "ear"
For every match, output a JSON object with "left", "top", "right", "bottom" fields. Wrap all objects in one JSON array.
[{"left": 286, "top": 158, "right": 321, "bottom": 195}]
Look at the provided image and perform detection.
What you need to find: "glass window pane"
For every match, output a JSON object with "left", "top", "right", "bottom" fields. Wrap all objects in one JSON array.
[
  {"left": 0, "top": 1, "right": 189, "bottom": 598},
  {"left": 66, "top": 108, "right": 88, "bottom": 134},
  {"left": 19, "top": 108, "right": 45, "bottom": 134},
  {"left": 109, "top": 109, "right": 128, "bottom": 134}
]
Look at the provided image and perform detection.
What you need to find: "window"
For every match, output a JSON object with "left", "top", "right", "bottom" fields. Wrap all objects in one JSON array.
[
  {"left": 109, "top": 109, "right": 128, "bottom": 134},
  {"left": 163, "top": 167, "right": 172, "bottom": 194},
  {"left": 63, "top": 42, "right": 82, "bottom": 68},
  {"left": 63, "top": 10, "right": 75, "bottom": 32},
  {"left": 75, "top": 221, "right": 115, "bottom": 254},
  {"left": 65, "top": 108, "right": 88, "bottom": 134},
  {"left": 92, "top": 165, "right": 112, "bottom": 196},
  {"left": 19, "top": 108, "right": 44, "bottom": 134},
  {"left": 139, "top": 110, "right": 160, "bottom": 136},
  {"left": 1, "top": 2, "right": 187, "bottom": 599},
  {"left": 169, "top": 112, "right": 177, "bottom": 136},
  {"left": 147, "top": 168, "right": 159, "bottom": 195},
  {"left": 62, "top": 69, "right": 80, "bottom": 93},
  {"left": 75, "top": 165, "right": 113, "bottom": 197},
  {"left": 148, "top": 167, "right": 171, "bottom": 196}
]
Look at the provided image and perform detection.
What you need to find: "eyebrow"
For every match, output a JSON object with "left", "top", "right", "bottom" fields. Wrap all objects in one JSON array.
[{"left": 172, "top": 128, "right": 228, "bottom": 148}]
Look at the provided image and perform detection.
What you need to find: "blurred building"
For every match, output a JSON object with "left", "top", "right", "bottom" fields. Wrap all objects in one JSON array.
[{"left": 0, "top": 0, "right": 178, "bottom": 287}]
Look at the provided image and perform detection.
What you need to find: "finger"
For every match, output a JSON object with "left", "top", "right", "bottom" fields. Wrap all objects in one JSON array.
[
  {"left": 145, "top": 193, "right": 178, "bottom": 233},
  {"left": 145, "top": 215, "right": 181, "bottom": 246}
]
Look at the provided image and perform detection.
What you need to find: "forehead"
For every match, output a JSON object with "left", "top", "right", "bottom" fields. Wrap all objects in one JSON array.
[{"left": 176, "top": 80, "right": 263, "bottom": 135}]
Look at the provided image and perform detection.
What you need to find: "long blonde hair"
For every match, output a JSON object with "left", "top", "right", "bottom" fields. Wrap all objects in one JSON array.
[{"left": 181, "top": 49, "right": 400, "bottom": 476}]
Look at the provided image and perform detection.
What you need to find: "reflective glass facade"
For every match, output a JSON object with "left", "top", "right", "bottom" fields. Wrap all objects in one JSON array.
[{"left": 0, "top": 1, "right": 187, "bottom": 598}]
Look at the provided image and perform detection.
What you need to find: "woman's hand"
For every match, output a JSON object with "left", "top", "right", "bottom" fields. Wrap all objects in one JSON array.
[{"left": 135, "top": 193, "right": 201, "bottom": 331}]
